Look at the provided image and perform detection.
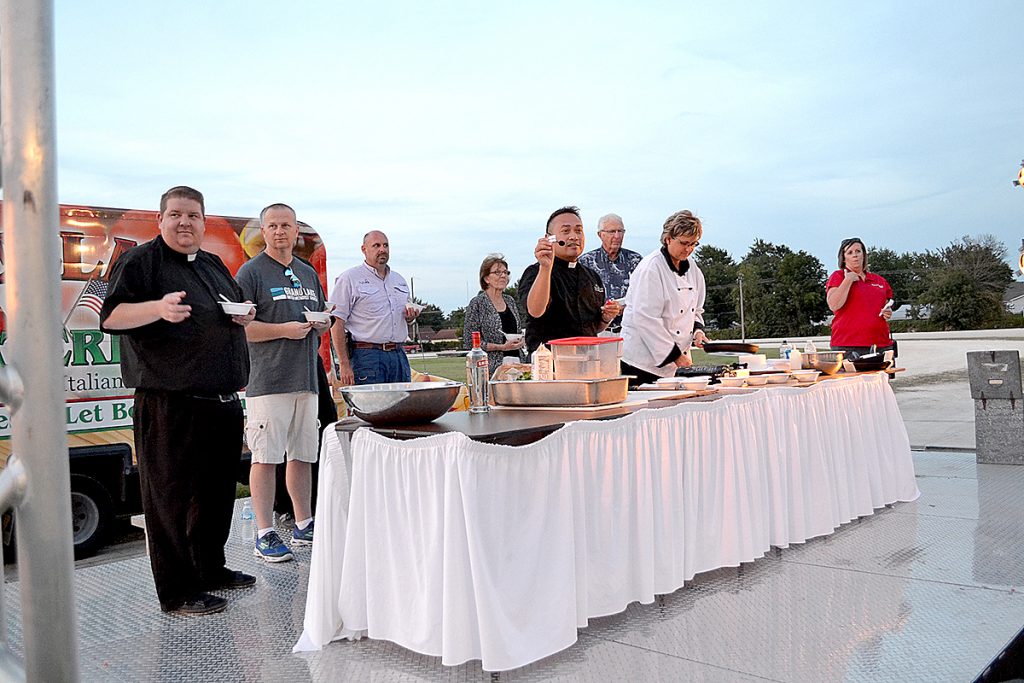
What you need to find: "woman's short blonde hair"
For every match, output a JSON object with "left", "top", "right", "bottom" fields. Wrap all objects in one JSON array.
[
  {"left": 660, "top": 210, "right": 703, "bottom": 245},
  {"left": 479, "top": 253, "right": 509, "bottom": 291}
]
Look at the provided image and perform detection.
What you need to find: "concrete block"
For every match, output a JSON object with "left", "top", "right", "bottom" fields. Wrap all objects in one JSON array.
[
  {"left": 967, "top": 350, "right": 1022, "bottom": 400},
  {"left": 975, "top": 399, "right": 1024, "bottom": 464}
]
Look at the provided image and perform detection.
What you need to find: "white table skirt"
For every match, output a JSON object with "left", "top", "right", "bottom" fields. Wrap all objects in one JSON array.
[{"left": 294, "top": 373, "right": 919, "bottom": 671}]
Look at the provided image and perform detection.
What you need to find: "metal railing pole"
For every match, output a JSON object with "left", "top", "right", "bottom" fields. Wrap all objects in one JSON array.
[{"left": 0, "top": 0, "right": 80, "bottom": 680}]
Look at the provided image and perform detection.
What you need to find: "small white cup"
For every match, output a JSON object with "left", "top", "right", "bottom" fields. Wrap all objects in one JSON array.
[{"left": 302, "top": 310, "right": 331, "bottom": 324}]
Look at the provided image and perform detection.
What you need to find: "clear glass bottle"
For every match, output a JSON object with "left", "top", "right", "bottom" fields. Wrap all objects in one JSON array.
[
  {"left": 804, "top": 339, "right": 817, "bottom": 354},
  {"left": 467, "top": 332, "right": 490, "bottom": 414}
]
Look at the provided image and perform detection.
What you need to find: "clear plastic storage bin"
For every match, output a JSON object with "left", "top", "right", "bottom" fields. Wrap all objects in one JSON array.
[{"left": 548, "top": 336, "right": 623, "bottom": 380}]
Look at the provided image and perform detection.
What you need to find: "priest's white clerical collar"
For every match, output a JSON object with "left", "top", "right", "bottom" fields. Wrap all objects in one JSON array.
[
  {"left": 568, "top": 260, "right": 577, "bottom": 269},
  {"left": 187, "top": 253, "right": 197, "bottom": 262}
]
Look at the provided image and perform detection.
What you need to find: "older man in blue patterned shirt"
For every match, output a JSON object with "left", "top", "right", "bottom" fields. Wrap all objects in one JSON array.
[{"left": 578, "top": 213, "right": 642, "bottom": 330}]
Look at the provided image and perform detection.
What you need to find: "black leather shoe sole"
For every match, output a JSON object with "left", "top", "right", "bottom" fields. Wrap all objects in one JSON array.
[
  {"left": 210, "top": 570, "right": 257, "bottom": 590},
  {"left": 163, "top": 593, "right": 227, "bottom": 616}
]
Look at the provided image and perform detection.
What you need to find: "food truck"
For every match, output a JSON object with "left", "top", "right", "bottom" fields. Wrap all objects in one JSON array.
[{"left": 0, "top": 202, "right": 330, "bottom": 558}]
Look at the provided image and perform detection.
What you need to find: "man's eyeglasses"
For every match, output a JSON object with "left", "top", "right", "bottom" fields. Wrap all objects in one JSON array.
[
  {"left": 284, "top": 267, "right": 302, "bottom": 288},
  {"left": 673, "top": 237, "right": 700, "bottom": 249},
  {"left": 601, "top": 229, "right": 626, "bottom": 235}
]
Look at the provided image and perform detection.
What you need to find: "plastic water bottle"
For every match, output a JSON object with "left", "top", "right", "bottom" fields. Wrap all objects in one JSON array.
[
  {"left": 239, "top": 500, "right": 254, "bottom": 544},
  {"left": 467, "top": 332, "right": 490, "bottom": 414},
  {"left": 779, "top": 340, "right": 792, "bottom": 359},
  {"left": 804, "top": 339, "right": 817, "bottom": 354}
]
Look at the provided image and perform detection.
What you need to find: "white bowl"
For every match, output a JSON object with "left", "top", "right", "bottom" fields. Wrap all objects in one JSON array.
[
  {"left": 679, "top": 377, "right": 711, "bottom": 391},
  {"left": 791, "top": 369, "right": 821, "bottom": 383},
  {"left": 219, "top": 301, "right": 255, "bottom": 316},
  {"left": 503, "top": 332, "right": 524, "bottom": 343},
  {"left": 765, "top": 372, "right": 792, "bottom": 384},
  {"left": 745, "top": 375, "right": 769, "bottom": 386},
  {"left": 302, "top": 310, "right": 332, "bottom": 324},
  {"left": 718, "top": 377, "right": 747, "bottom": 388}
]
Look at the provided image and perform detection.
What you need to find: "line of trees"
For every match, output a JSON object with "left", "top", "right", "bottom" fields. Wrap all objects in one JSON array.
[
  {"left": 410, "top": 234, "right": 1020, "bottom": 342},
  {"left": 700, "top": 234, "right": 1018, "bottom": 337}
]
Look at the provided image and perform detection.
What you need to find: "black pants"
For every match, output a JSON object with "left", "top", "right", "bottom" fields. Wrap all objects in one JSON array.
[
  {"left": 134, "top": 389, "right": 242, "bottom": 610},
  {"left": 830, "top": 344, "right": 895, "bottom": 358},
  {"left": 620, "top": 360, "right": 661, "bottom": 388}
]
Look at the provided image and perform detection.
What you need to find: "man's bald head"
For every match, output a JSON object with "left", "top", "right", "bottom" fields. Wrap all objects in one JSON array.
[{"left": 362, "top": 230, "right": 391, "bottom": 272}]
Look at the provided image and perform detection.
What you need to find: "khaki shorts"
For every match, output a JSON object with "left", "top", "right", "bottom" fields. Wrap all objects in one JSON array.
[{"left": 245, "top": 392, "right": 319, "bottom": 465}]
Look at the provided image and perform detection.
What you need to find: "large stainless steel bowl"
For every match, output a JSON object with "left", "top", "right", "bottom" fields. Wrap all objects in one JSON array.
[
  {"left": 802, "top": 351, "right": 844, "bottom": 375},
  {"left": 340, "top": 381, "right": 462, "bottom": 425}
]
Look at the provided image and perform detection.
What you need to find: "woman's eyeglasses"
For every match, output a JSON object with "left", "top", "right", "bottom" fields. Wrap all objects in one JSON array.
[
  {"left": 284, "top": 267, "right": 302, "bottom": 288},
  {"left": 489, "top": 269, "right": 510, "bottom": 277},
  {"left": 673, "top": 237, "right": 700, "bottom": 249}
]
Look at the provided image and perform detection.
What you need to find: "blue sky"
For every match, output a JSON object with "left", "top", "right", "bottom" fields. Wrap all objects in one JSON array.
[{"left": 53, "top": 2, "right": 1024, "bottom": 312}]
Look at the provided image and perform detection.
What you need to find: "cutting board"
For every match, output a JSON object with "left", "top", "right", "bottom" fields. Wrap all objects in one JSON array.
[
  {"left": 491, "top": 389, "right": 700, "bottom": 412},
  {"left": 626, "top": 390, "right": 699, "bottom": 401},
  {"left": 491, "top": 398, "right": 649, "bottom": 412}
]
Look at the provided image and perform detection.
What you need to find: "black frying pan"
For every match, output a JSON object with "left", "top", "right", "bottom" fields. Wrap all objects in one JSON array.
[{"left": 701, "top": 342, "right": 760, "bottom": 354}]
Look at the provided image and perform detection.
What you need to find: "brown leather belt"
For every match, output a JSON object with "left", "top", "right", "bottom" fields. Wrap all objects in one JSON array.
[{"left": 353, "top": 341, "right": 400, "bottom": 352}]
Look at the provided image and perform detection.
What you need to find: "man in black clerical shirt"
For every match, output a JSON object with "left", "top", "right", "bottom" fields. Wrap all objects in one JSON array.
[
  {"left": 518, "top": 206, "right": 623, "bottom": 355},
  {"left": 100, "top": 186, "right": 256, "bottom": 616}
]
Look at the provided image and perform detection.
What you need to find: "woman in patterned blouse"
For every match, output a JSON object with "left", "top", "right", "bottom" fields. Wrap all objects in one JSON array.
[{"left": 463, "top": 254, "right": 526, "bottom": 370}]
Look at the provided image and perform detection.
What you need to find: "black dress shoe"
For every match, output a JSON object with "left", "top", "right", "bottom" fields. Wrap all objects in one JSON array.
[
  {"left": 162, "top": 593, "right": 227, "bottom": 616},
  {"left": 209, "top": 569, "right": 256, "bottom": 590}
]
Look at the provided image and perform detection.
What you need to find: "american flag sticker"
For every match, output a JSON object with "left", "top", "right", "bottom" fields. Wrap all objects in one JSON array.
[{"left": 78, "top": 278, "right": 108, "bottom": 315}]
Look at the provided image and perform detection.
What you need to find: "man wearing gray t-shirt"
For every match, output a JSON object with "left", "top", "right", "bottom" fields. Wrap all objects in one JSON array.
[{"left": 236, "top": 203, "right": 330, "bottom": 563}]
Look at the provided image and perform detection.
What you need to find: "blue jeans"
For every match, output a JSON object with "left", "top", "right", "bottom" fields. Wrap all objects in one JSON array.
[{"left": 351, "top": 347, "right": 411, "bottom": 385}]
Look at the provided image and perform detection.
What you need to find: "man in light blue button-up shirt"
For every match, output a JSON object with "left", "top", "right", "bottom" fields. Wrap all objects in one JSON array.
[{"left": 329, "top": 231, "right": 421, "bottom": 385}]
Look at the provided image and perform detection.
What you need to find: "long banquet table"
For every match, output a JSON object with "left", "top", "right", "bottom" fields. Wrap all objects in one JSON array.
[{"left": 293, "top": 373, "right": 920, "bottom": 671}]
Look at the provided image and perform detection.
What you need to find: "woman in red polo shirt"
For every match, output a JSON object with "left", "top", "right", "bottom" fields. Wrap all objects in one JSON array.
[{"left": 826, "top": 237, "right": 894, "bottom": 357}]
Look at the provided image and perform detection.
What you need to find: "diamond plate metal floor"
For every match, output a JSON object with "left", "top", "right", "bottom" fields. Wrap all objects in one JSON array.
[{"left": 5, "top": 451, "right": 1023, "bottom": 682}]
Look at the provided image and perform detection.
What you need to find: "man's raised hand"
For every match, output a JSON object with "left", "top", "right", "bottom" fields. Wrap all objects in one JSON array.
[{"left": 158, "top": 291, "right": 191, "bottom": 323}]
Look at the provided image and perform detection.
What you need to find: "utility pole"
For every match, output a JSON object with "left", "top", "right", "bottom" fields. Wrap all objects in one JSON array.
[
  {"left": 738, "top": 274, "right": 746, "bottom": 343},
  {"left": 409, "top": 277, "right": 418, "bottom": 342}
]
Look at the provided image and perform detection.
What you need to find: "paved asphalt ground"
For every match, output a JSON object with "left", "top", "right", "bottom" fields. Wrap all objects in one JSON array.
[{"left": 886, "top": 329, "right": 1024, "bottom": 451}]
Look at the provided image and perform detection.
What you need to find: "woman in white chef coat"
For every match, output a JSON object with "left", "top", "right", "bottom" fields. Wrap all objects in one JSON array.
[{"left": 620, "top": 210, "right": 708, "bottom": 387}]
